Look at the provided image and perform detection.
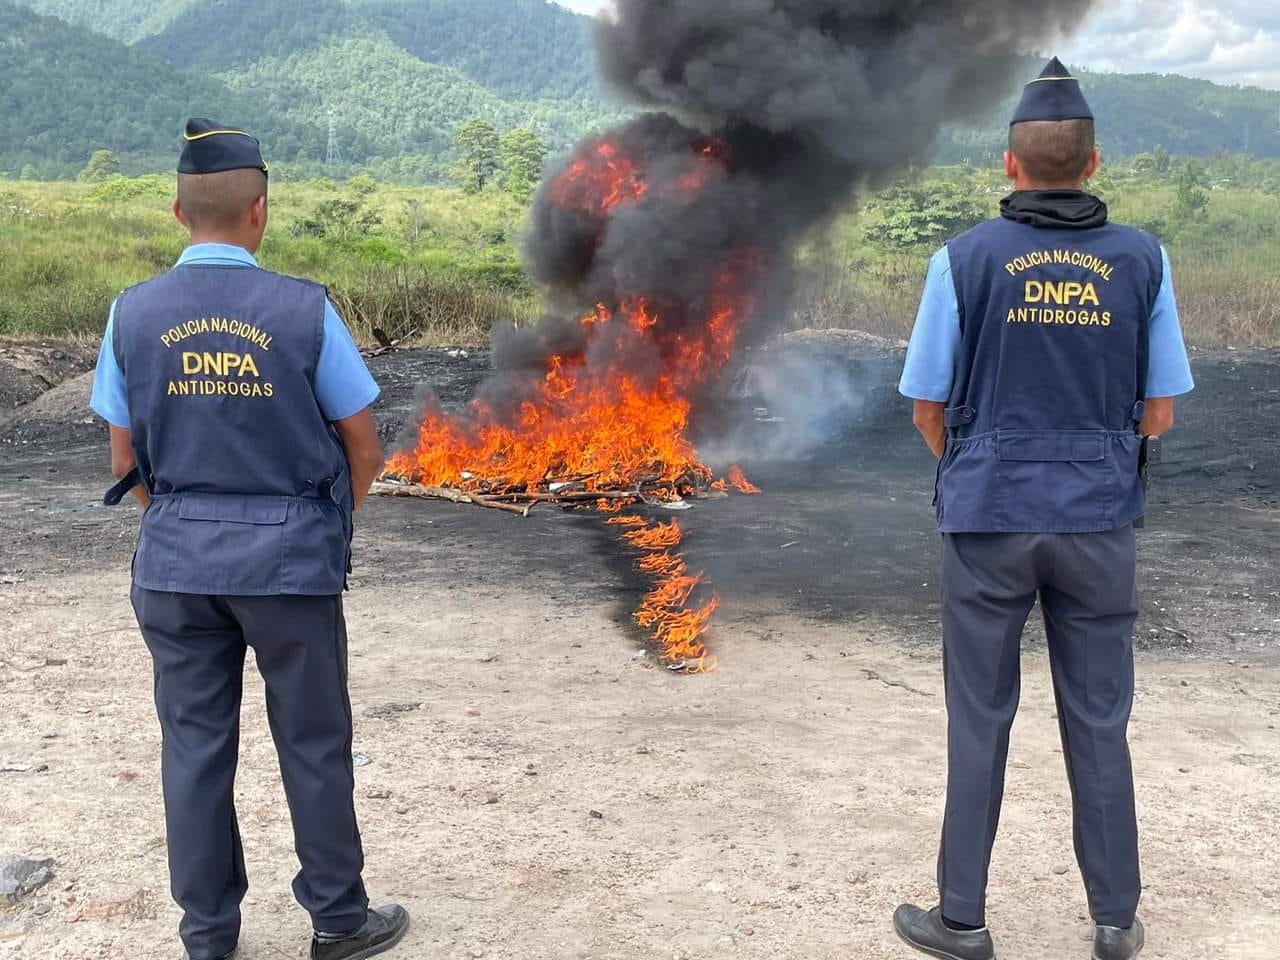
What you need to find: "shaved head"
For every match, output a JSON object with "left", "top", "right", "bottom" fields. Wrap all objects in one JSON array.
[
  {"left": 1009, "top": 119, "right": 1096, "bottom": 185},
  {"left": 176, "top": 168, "right": 268, "bottom": 231}
]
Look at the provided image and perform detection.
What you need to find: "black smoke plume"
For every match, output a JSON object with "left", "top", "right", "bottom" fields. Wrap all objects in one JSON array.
[{"left": 465, "top": 0, "right": 1094, "bottom": 431}]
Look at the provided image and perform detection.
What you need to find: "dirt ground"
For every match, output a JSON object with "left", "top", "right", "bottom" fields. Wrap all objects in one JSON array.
[{"left": 1, "top": 337, "right": 1278, "bottom": 959}]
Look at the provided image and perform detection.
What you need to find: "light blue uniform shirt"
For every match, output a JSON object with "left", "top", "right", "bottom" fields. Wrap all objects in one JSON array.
[
  {"left": 91, "top": 243, "right": 380, "bottom": 428},
  {"left": 899, "top": 246, "right": 1195, "bottom": 402}
]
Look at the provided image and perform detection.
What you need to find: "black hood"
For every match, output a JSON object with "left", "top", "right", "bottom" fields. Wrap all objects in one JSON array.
[{"left": 1000, "top": 190, "right": 1109, "bottom": 230}]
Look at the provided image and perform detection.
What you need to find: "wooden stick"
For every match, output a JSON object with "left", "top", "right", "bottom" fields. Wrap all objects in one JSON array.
[
  {"left": 491, "top": 490, "right": 637, "bottom": 503},
  {"left": 469, "top": 495, "right": 532, "bottom": 517},
  {"left": 369, "top": 482, "right": 531, "bottom": 517}
]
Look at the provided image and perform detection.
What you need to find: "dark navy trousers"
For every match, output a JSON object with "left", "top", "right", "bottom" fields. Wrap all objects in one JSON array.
[
  {"left": 131, "top": 588, "right": 369, "bottom": 960},
  {"left": 936, "top": 527, "right": 1141, "bottom": 929}
]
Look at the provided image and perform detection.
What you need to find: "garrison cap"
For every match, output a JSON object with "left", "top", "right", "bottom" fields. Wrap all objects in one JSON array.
[
  {"left": 178, "top": 118, "right": 268, "bottom": 176},
  {"left": 1010, "top": 57, "right": 1094, "bottom": 125}
]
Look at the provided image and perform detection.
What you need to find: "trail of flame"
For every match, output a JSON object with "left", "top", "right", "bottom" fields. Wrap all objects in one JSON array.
[
  {"left": 635, "top": 572, "right": 705, "bottom": 626},
  {"left": 617, "top": 519, "right": 716, "bottom": 671},
  {"left": 637, "top": 552, "right": 686, "bottom": 576},
  {"left": 644, "top": 596, "right": 720, "bottom": 668},
  {"left": 622, "top": 521, "right": 683, "bottom": 550}
]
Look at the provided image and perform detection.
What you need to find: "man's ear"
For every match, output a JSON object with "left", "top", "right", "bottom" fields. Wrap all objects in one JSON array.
[
  {"left": 251, "top": 194, "right": 268, "bottom": 230},
  {"left": 1003, "top": 150, "right": 1019, "bottom": 183},
  {"left": 1082, "top": 147, "right": 1102, "bottom": 182},
  {"left": 173, "top": 198, "right": 191, "bottom": 230}
]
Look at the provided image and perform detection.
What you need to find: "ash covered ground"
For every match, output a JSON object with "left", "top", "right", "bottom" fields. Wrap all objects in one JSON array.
[{"left": 2, "top": 336, "right": 1278, "bottom": 960}]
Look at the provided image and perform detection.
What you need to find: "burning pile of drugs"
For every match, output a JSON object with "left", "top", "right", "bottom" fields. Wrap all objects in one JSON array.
[{"left": 378, "top": 0, "right": 1095, "bottom": 669}]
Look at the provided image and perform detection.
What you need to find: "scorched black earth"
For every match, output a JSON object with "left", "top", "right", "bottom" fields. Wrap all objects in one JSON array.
[{"left": 4, "top": 337, "right": 1277, "bottom": 664}]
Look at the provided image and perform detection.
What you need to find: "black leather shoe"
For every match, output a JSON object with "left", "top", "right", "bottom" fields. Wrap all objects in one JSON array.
[
  {"left": 1093, "top": 919, "right": 1144, "bottom": 960},
  {"left": 893, "top": 904, "right": 996, "bottom": 960},
  {"left": 183, "top": 949, "right": 237, "bottom": 960},
  {"left": 310, "top": 904, "right": 410, "bottom": 960}
]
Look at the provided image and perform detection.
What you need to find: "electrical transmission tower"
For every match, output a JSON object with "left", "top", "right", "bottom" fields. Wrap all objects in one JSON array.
[{"left": 326, "top": 109, "right": 341, "bottom": 167}]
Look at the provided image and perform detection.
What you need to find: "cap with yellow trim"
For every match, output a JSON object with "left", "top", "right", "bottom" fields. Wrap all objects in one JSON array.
[
  {"left": 178, "top": 118, "right": 269, "bottom": 177},
  {"left": 1010, "top": 57, "right": 1094, "bottom": 126}
]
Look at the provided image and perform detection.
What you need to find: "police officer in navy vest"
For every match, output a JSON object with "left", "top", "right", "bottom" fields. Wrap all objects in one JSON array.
[
  {"left": 891, "top": 62, "right": 1195, "bottom": 960},
  {"left": 89, "top": 120, "right": 410, "bottom": 960}
]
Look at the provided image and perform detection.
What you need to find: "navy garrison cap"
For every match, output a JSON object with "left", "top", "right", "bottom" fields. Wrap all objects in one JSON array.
[
  {"left": 1011, "top": 57, "right": 1094, "bottom": 125},
  {"left": 178, "top": 118, "right": 268, "bottom": 176}
]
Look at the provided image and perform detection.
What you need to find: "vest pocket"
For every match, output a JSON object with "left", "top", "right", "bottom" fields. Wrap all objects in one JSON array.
[
  {"left": 178, "top": 495, "right": 290, "bottom": 525},
  {"left": 995, "top": 430, "right": 1113, "bottom": 528},
  {"left": 174, "top": 494, "right": 288, "bottom": 592},
  {"left": 996, "top": 430, "right": 1106, "bottom": 462}
]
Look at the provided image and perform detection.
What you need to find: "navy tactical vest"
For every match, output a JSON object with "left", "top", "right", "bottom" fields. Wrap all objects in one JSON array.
[
  {"left": 938, "top": 216, "right": 1162, "bottom": 533},
  {"left": 113, "top": 264, "right": 353, "bottom": 595}
]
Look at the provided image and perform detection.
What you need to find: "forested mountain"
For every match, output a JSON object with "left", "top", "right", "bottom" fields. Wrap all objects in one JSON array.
[
  {"left": 353, "top": 0, "right": 597, "bottom": 101},
  {"left": 938, "top": 62, "right": 1280, "bottom": 162},
  {"left": 0, "top": 1, "right": 340, "bottom": 177},
  {"left": 1, "top": 0, "right": 620, "bottom": 178},
  {"left": 4, "top": 0, "right": 1280, "bottom": 181},
  {"left": 12, "top": 0, "right": 193, "bottom": 42}
]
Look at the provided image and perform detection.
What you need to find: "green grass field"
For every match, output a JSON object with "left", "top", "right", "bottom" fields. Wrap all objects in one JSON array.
[{"left": 3, "top": 156, "right": 1278, "bottom": 348}]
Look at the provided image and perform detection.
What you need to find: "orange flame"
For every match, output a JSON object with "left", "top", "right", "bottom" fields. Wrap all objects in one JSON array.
[
  {"left": 622, "top": 521, "right": 683, "bottom": 550},
  {"left": 637, "top": 552, "right": 686, "bottom": 576},
  {"left": 384, "top": 281, "right": 750, "bottom": 496},
  {"left": 727, "top": 465, "right": 761, "bottom": 494},
  {"left": 551, "top": 140, "right": 647, "bottom": 214},
  {"left": 635, "top": 572, "right": 705, "bottom": 625},
  {"left": 606, "top": 516, "right": 648, "bottom": 527},
  {"left": 386, "top": 136, "right": 765, "bottom": 672},
  {"left": 642, "top": 596, "right": 720, "bottom": 668}
]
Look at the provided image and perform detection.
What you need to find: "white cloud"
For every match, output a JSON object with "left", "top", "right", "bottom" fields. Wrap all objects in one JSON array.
[
  {"left": 552, "top": 0, "right": 610, "bottom": 15},
  {"left": 1058, "top": 0, "right": 1280, "bottom": 88}
]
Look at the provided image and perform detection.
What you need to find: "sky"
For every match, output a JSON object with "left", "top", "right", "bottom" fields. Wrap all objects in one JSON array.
[{"left": 551, "top": 0, "right": 1280, "bottom": 91}]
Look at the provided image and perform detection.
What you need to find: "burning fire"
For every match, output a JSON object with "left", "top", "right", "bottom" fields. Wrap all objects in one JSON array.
[
  {"left": 384, "top": 133, "right": 762, "bottom": 670},
  {"left": 625, "top": 519, "right": 718, "bottom": 672},
  {"left": 727, "top": 465, "right": 761, "bottom": 494}
]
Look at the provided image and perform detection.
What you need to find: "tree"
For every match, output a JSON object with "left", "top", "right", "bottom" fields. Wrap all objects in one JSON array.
[
  {"left": 291, "top": 196, "right": 382, "bottom": 241},
  {"left": 500, "top": 128, "right": 547, "bottom": 200},
  {"left": 1152, "top": 144, "right": 1171, "bottom": 176},
  {"left": 79, "top": 149, "right": 120, "bottom": 182},
  {"left": 19, "top": 164, "right": 37, "bottom": 181},
  {"left": 864, "top": 178, "right": 990, "bottom": 249},
  {"left": 453, "top": 119, "right": 500, "bottom": 193},
  {"left": 1173, "top": 161, "right": 1210, "bottom": 221},
  {"left": 400, "top": 197, "right": 429, "bottom": 243}
]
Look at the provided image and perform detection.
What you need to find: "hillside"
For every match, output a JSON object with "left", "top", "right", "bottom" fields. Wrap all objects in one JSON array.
[
  {"left": 10, "top": 0, "right": 193, "bottom": 42},
  {"left": 938, "top": 63, "right": 1280, "bottom": 161},
  {"left": 0, "top": 1, "right": 339, "bottom": 177},
  {"left": 2, "top": 0, "right": 622, "bottom": 178},
  {"left": 4, "top": 0, "right": 1280, "bottom": 181}
]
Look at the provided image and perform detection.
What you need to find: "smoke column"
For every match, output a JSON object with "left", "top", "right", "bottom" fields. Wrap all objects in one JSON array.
[{"left": 496, "top": 0, "right": 1096, "bottom": 414}]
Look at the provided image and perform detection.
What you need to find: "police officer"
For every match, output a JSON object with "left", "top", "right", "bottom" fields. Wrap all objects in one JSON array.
[
  {"left": 89, "top": 120, "right": 410, "bottom": 960},
  {"left": 891, "top": 62, "right": 1195, "bottom": 960}
]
